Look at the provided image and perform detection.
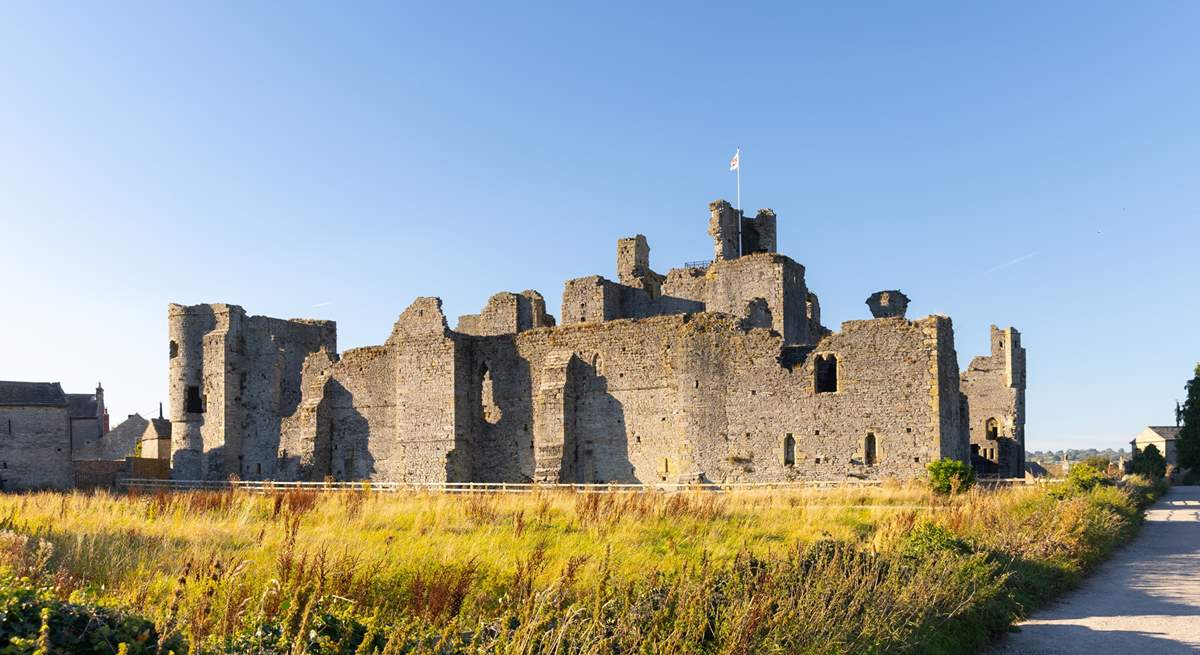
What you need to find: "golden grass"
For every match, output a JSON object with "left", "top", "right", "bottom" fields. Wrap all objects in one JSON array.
[{"left": 0, "top": 479, "right": 1155, "bottom": 654}]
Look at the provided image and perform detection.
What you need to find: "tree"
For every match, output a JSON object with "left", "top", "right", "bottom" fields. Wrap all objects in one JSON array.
[
  {"left": 1082, "top": 455, "right": 1111, "bottom": 471},
  {"left": 1178, "top": 364, "right": 1200, "bottom": 473},
  {"left": 1132, "top": 443, "right": 1166, "bottom": 479}
]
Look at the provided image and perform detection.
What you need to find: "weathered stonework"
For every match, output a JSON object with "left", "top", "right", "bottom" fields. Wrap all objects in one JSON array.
[
  {"left": 167, "top": 303, "right": 335, "bottom": 480},
  {"left": 169, "top": 199, "right": 1027, "bottom": 483},
  {"left": 960, "top": 326, "right": 1027, "bottom": 477}
]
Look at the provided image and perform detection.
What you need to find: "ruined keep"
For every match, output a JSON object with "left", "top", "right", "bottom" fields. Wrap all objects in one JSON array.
[{"left": 168, "top": 199, "right": 1027, "bottom": 484}]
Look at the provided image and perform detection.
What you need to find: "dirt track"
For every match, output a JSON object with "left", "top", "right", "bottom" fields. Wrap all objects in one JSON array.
[{"left": 991, "top": 485, "right": 1200, "bottom": 654}]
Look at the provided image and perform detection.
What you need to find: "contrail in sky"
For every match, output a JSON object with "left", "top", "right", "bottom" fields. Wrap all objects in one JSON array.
[{"left": 985, "top": 251, "right": 1038, "bottom": 274}]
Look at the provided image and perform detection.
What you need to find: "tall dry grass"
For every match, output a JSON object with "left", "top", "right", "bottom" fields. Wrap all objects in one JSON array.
[{"left": 0, "top": 478, "right": 1163, "bottom": 654}]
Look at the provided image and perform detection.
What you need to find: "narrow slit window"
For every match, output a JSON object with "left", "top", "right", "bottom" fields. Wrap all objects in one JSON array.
[
  {"left": 783, "top": 433, "right": 796, "bottom": 466},
  {"left": 864, "top": 433, "right": 878, "bottom": 466}
]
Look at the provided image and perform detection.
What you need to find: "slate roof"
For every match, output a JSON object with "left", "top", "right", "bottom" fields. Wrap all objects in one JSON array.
[
  {"left": 0, "top": 381, "right": 67, "bottom": 407},
  {"left": 145, "top": 417, "right": 171, "bottom": 439},
  {"left": 1148, "top": 426, "right": 1182, "bottom": 441},
  {"left": 66, "top": 393, "right": 100, "bottom": 419}
]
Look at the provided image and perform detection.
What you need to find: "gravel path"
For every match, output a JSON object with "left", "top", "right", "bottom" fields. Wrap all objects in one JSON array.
[{"left": 990, "top": 485, "right": 1200, "bottom": 654}]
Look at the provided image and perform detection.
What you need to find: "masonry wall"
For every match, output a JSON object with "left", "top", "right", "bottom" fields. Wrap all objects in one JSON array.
[
  {"left": 960, "top": 326, "right": 1027, "bottom": 477},
  {"left": 456, "top": 291, "right": 554, "bottom": 336},
  {"left": 0, "top": 406, "right": 72, "bottom": 490},
  {"left": 462, "top": 312, "right": 964, "bottom": 484},
  {"left": 658, "top": 254, "right": 810, "bottom": 345},
  {"left": 168, "top": 303, "right": 335, "bottom": 481},
  {"left": 74, "top": 414, "right": 146, "bottom": 461}
]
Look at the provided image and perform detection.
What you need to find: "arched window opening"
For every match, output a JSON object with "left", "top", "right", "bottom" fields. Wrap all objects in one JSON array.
[
  {"left": 815, "top": 354, "right": 838, "bottom": 393},
  {"left": 985, "top": 418, "right": 999, "bottom": 441},
  {"left": 864, "top": 433, "right": 878, "bottom": 466},
  {"left": 783, "top": 433, "right": 796, "bottom": 466}
]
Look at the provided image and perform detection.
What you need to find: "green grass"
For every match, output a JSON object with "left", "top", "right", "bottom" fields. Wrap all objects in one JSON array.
[{"left": 0, "top": 476, "right": 1167, "bottom": 654}]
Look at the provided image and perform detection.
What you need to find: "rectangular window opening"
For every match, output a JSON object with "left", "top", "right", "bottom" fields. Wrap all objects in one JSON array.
[{"left": 185, "top": 385, "right": 204, "bottom": 413}]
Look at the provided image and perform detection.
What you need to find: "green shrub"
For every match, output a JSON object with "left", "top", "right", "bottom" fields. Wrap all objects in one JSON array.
[
  {"left": 926, "top": 458, "right": 975, "bottom": 495},
  {"left": 0, "top": 574, "right": 182, "bottom": 654},
  {"left": 1066, "top": 463, "right": 1108, "bottom": 492},
  {"left": 901, "top": 521, "right": 970, "bottom": 558}
]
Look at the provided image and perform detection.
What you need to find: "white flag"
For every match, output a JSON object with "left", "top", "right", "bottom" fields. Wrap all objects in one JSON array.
[{"left": 729, "top": 149, "right": 739, "bottom": 171}]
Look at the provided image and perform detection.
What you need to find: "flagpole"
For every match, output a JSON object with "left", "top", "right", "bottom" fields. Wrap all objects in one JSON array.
[{"left": 736, "top": 147, "right": 741, "bottom": 211}]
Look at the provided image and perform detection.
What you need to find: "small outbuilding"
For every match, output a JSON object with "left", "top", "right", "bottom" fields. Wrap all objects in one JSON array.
[{"left": 1130, "top": 426, "right": 1181, "bottom": 468}]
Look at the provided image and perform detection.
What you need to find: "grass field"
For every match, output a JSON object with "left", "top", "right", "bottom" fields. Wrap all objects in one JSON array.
[{"left": 0, "top": 475, "right": 1166, "bottom": 654}]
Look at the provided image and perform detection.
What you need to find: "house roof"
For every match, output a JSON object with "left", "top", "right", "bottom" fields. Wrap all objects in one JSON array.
[
  {"left": 0, "top": 381, "right": 67, "bottom": 407},
  {"left": 144, "top": 417, "right": 171, "bottom": 439},
  {"left": 1147, "top": 426, "right": 1182, "bottom": 441},
  {"left": 66, "top": 393, "right": 99, "bottom": 419}
]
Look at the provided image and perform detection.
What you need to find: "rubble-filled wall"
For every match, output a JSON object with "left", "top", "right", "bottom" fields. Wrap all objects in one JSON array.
[
  {"left": 168, "top": 303, "right": 335, "bottom": 481},
  {"left": 960, "top": 326, "right": 1027, "bottom": 477}
]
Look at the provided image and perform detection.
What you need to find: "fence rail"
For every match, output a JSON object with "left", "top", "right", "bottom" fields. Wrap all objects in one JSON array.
[{"left": 116, "top": 477, "right": 1039, "bottom": 494}]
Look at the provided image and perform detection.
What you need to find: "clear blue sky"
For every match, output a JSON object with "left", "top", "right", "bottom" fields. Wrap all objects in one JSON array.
[{"left": 2, "top": 2, "right": 1197, "bottom": 452}]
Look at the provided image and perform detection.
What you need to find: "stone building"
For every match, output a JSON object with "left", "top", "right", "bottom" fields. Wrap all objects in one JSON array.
[
  {"left": 1130, "top": 426, "right": 1180, "bottom": 468},
  {"left": 169, "top": 199, "right": 1028, "bottom": 484},
  {"left": 0, "top": 381, "right": 75, "bottom": 489},
  {"left": 140, "top": 405, "right": 172, "bottom": 460}
]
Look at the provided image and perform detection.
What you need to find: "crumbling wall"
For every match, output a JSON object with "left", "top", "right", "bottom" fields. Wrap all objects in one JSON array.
[
  {"left": 168, "top": 303, "right": 335, "bottom": 481},
  {"left": 386, "top": 298, "right": 472, "bottom": 482},
  {"left": 708, "top": 200, "right": 740, "bottom": 261},
  {"left": 616, "top": 235, "right": 665, "bottom": 298},
  {"left": 278, "top": 349, "right": 337, "bottom": 480},
  {"left": 740, "top": 209, "right": 777, "bottom": 254},
  {"left": 960, "top": 326, "right": 1026, "bottom": 477},
  {"left": 456, "top": 291, "right": 554, "bottom": 336},
  {"left": 660, "top": 254, "right": 811, "bottom": 345}
]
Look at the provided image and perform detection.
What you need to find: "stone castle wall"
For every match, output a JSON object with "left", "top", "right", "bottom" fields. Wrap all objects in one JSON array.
[
  {"left": 960, "top": 326, "right": 1027, "bottom": 477},
  {"left": 170, "top": 198, "right": 1026, "bottom": 483},
  {"left": 168, "top": 303, "right": 334, "bottom": 481}
]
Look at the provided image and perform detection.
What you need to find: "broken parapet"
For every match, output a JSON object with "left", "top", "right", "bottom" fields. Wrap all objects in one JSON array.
[
  {"left": 866, "top": 290, "right": 910, "bottom": 319},
  {"left": 741, "top": 209, "right": 777, "bottom": 254},
  {"left": 457, "top": 291, "right": 555, "bottom": 336}
]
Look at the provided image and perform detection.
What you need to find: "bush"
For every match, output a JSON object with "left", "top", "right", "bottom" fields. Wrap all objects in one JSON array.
[
  {"left": 1066, "top": 463, "right": 1108, "bottom": 492},
  {"left": 901, "top": 520, "right": 970, "bottom": 558},
  {"left": 926, "top": 458, "right": 975, "bottom": 495},
  {"left": 0, "top": 574, "right": 182, "bottom": 654}
]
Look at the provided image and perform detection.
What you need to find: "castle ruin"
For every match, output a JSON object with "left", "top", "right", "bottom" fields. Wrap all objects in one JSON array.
[{"left": 168, "top": 199, "right": 1027, "bottom": 484}]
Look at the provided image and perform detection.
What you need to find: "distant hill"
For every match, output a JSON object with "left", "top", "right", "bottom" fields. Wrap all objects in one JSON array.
[{"left": 1027, "top": 448, "right": 1127, "bottom": 465}]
